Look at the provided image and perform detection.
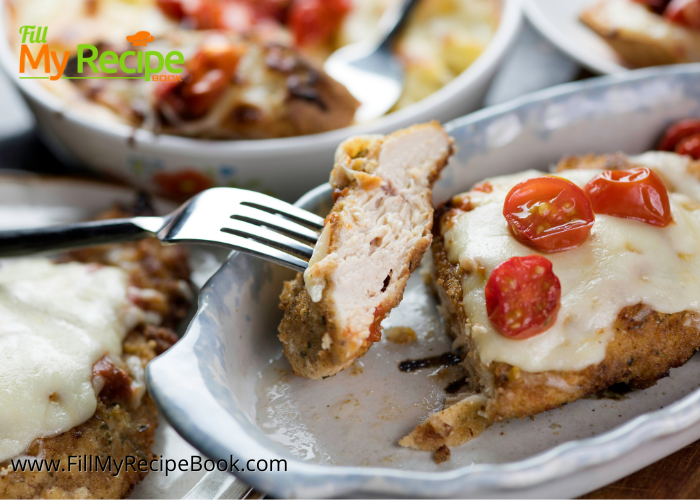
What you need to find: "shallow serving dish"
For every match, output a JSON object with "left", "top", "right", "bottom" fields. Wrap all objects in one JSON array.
[
  {"left": 147, "top": 65, "right": 700, "bottom": 498},
  {"left": 0, "top": 0, "right": 521, "bottom": 202},
  {"left": 0, "top": 172, "right": 233, "bottom": 499}
]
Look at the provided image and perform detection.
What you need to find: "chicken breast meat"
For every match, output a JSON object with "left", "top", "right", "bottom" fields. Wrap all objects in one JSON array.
[
  {"left": 402, "top": 152, "right": 700, "bottom": 452},
  {"left": 278, "top": 122, "right": 453, "bottom": 379}
]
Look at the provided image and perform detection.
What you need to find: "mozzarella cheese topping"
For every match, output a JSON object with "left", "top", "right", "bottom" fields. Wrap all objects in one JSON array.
[
  {"left": 0, "top": 259, "right": 141, "bottom": 463},
  {"left": 443, "top": 152, "right": 700, "bottom": 373}
]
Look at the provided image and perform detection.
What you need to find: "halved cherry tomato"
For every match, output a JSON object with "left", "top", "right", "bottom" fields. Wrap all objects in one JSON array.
[
  {"left": 153, "top": 169, "right": 215, "bottom": 200},
  {"left": 157, "top": 0, "right": 221, "bottom": 28},
  {"left": 156, "top": 43, "right": 246, "bottom": 120},
  {"left": 485, "top": 255, "right": 561, "bottom": 340},
  {"left": 288, "top": 0, "right": 351, "bottom": 46},
  {"left": 503, "top": 177, "right": 595, "bottom": 253},
  {"left": 157, "top": 0, "right": 276, "bottom": 31},
  {"left": 658, "top": 118, "right": 700, "bottom": 151},
  {"left": 248, "top": 0, "right": 292, "bottom": 21},
  {"left": 583, "top": 167, "right": 672, "bottom": 227},
  {"left": 676, "top": 132, "right": 700, "bottom": 158},
  {"left": 664, "top": 0, "right": 700, "bottom": 29}
]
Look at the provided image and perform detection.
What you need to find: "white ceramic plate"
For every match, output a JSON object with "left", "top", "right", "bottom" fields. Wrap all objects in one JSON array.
[
  {"left": 0, "top": 0, "right": 522, "bottom": 202},
  {"left": 0, "top": 172, "right": 238, "bottom": 499},
  {"left": 524, "top": 0, "right": 630, "bottom": 74},
  {"left": 148, "top": 65, "right": 700, "bottom": 498}
]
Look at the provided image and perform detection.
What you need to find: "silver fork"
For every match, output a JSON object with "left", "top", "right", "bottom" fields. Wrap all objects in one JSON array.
[{"left": 0, "top": 188, "right": 324, "bottom": 272}]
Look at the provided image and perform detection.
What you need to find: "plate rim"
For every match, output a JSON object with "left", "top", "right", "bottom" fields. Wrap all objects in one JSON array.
[
  {"left": 147, "top": 64, "right": 700, "bottom": 498},
  {"left": 0, "top": 170, "right": 220, "bottom": 498},
  {"left": 0, "top": 170, "right": 178, "bottom": 210},
  {"left": 523, "top": 0, "right": 628, "bottom": 75}
]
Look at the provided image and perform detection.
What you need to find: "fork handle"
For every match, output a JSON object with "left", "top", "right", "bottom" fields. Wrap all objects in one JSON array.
[{"left": 0, "top": 219, "right": 156, "bottom": 258}]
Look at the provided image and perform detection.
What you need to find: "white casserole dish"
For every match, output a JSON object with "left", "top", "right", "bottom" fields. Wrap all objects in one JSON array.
[
  {"left": 147, "top": 64, "right": 700, "bottom": 498},
  {"left": 0, "top": 0, "right": 522, "bottom": 201}
]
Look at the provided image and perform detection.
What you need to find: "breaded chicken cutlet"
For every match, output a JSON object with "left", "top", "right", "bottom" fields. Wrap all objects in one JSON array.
[
  {"left": 580, "top": 0, "right": 700, "bottom": 68},
  {"left": 0, "top": 200, "right": 191, "bottom": 499},
  {"left": 278, "top": 122, "right": 453, "bottom": 379}
]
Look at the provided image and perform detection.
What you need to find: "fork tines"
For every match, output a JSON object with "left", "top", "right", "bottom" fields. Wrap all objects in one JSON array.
[{"left": 220, "top": 192, "right": 325, "bottom": 272}]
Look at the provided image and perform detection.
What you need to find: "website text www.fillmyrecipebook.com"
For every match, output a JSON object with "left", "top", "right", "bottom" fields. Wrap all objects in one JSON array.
[{"left": 9, "top": 455, "right": 288, "bottom": 477}]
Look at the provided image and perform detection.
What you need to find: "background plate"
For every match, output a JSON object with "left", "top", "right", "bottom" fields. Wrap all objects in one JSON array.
[
  {"left": 524, "top": 0, "right": 630, "bottom": 74},
  {"left": 0, "top": 172, "right": 231, "bottom": 499}
]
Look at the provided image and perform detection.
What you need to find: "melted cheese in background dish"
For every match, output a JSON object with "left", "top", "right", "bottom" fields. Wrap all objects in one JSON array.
[
  {"left": 8, "top": 0, "right": 499, "bottom": 132},
  {"left": 339, "top": 0, "right": 499, "bottom": 111},
  {"left": 0, "top": 259, "right": 143, "bottom": 463},
  {"left": 443, "top": 152, "right": 700, "bottom": 373}
]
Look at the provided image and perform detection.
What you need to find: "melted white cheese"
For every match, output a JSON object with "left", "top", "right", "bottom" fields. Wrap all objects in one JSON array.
[
  {"left": 0, "top": 259, "right": 139, "bottom": 463},
  {"left": 443, "top": 153, "right": 700, "bottom": 373},
  {"left": 339, "top": 0, "right": 498, "bottom": 110}
]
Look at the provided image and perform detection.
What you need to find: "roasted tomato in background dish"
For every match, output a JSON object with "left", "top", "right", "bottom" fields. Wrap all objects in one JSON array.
[
  {"left": 156, "top": 42, "right": 246, "bottom": 121},
  {"left": 584, "top": 167, "right": 672, "bottom": 227},
  {"left": 664, "top": 0, "right": 700, "bottom": 29},
  {"left": 154, "top": 169, "right": 215, "bottom": 200},
  {"left": 157, "top": 0, "right": 229, "bottom": 29},
  {"left": 288, "top": 0, "right": 351, "bottom": 46},
  {"left": 631, "top": 0, "right": 671, "bottom": 14},
  {"left": 503, "top": 176, "right": 595, "bottom": 253},
  {"left": 658, "top": 118, "right": 700, "bottom": 158},
  {"left": 485, "top": 255, "right": 561, "bottom": 340},
  {"left": 675, "top": 133, "right": 700, "bottom": 158},
  {"left": 157, "top": 0, "right": 350, "bottom": 47},
  {"left": 157, "top": 0, "right": 291, "bottom": 30}
]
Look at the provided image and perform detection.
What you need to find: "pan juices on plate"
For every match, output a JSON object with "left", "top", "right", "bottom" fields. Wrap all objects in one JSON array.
[{"left": 402, "top": 149, "right": 700, "bottom": 452}]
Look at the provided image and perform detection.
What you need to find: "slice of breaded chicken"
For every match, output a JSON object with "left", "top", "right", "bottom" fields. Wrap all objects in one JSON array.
[
  {"left": 278, "top": 122, "right": 453, "bottom": 379},
  {"left": 402, "top": 152, "right": 700, "bottom": 452},
  {"left": 580, "top": 0, "right": 700, "bottom": 67},
  {"left": 0, "top": 202, "right": 191, "bottom": 499}
]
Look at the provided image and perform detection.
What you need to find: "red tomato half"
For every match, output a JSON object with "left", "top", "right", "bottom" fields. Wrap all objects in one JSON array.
[
  {"left": 157, "top": 0, "right": 279, "bottom": 30},
  {"left": 503, "top": 177, "right": 595, "bottom": 253},
  {"left": 288, "top": 0, "right": 350, "bottom": 46},
  {"left": 583, "top": 167, "right": 672, "bottom": 227},
  {"left": 156, "top": 43, "right": 246, "bottom": 120},
  {"left": 664, "top": 0, "right": 700, "bottom": 28},
  {"left": 658, "top": 118, "right": 700, "bottom": 151},
  {"left": 675, "top": 132, "right": 700, "bottom": 159},
  {"left": 157, "top": 0, "right": 223, "bottom": 28},
  {"left": 157, "top": 0, "right": 186, "bottom": 19},
  {"left": 485, "top": 255, "right": 561, "bottom": 339}
]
